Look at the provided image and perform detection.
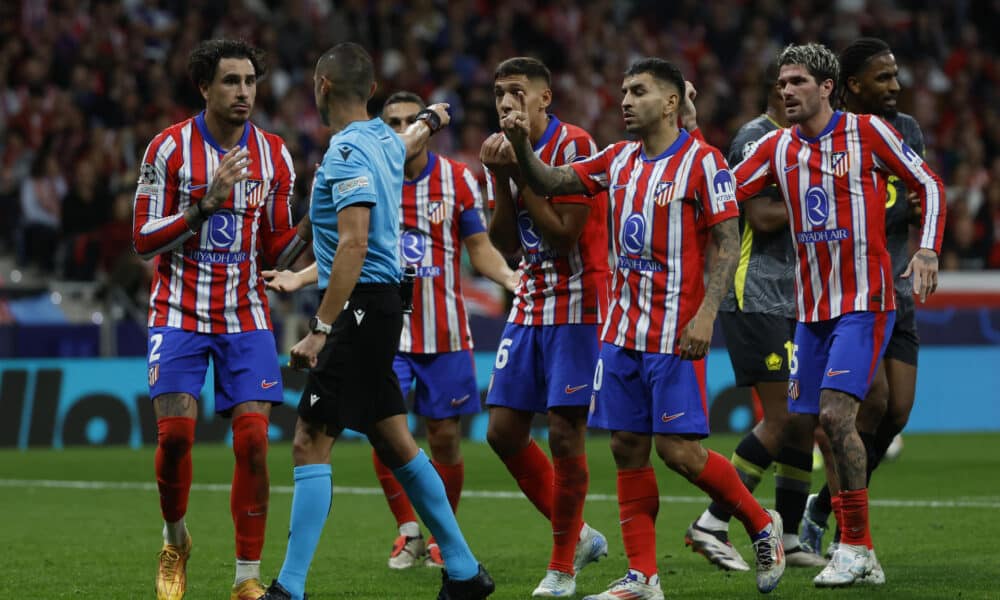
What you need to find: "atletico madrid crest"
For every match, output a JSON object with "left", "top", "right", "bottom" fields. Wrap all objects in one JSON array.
[
  {"left": 654, "top": 181, "right": 675, "bottom": 206},
  {"left": 831, "top": 151, "right": 851, "bottom": 178},
  {"left": 244, "top": 180, "right": 266, "bottom": 208},
  {"left": 148, "top": 364, "right": 159, "bottom": 387},
  {"left": 427, "top": 200, "right": 446, "bottom": 225}
]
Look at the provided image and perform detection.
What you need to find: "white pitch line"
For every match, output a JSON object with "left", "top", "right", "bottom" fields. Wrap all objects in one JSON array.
[{"left": 1, "top": 478, "right": 999, "bottom": 509}]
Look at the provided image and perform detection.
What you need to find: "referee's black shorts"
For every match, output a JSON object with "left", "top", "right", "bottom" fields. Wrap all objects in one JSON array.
[
  {"left": 299, "top": 284, "right": 406, "bottom": 436},
  {"left": 719, "top": 310, "right": 796, "bottom": 387}
]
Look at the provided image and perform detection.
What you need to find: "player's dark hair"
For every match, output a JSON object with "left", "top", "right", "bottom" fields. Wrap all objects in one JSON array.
[
  {"left": 778, "top": 43, "right": 840, "bottom": 95},
  {"left": 838, "top": 37, "right": 893, "bottom": 105},
  {"left": 624, "top": 58, "right": 686, "bottom": 97},
  {"left": 382, "top": 91, "right": 426, "bottom": 112},
  {"left": 316, "top": 42, "right": 375, "bottom": 102},
  {"left": 494, "top": 57, "right": 551, "bottom": 86},
  {"left": 187, "top": 39, "right": 266, "bottom": 90}
]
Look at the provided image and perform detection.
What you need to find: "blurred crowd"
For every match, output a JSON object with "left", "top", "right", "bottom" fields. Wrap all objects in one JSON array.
[{"left": 1, "top": 0, "right": 998, "bottom": 292}]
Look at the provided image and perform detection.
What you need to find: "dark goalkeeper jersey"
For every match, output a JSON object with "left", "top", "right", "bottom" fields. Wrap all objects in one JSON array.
[
  {"left": 719, "top": 114, "right": 796, "bottom": 318},
  {"left": 884, "top": 112, "right": 925, "bottom": 318}
]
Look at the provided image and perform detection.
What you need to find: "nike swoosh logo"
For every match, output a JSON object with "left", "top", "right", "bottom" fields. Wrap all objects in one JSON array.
[
  {"left": 184, "top": 183, "right": 209, "bottom": 193},
  {"left": 784, "top": 164, "right": 799, "bottom": 173},
  {"left": 564, "top": 384, "right": 589, "bottom": 394},
  {"left": 261, "top": 380, "right": 279, "bottom": 389},
  {"left": 826, "top": 369, "right": 851, "bottom": 377},
  {"left": 611, "top": 184, "right": 628, "bottom": 191},
  {"left": 247, "top": 510, "right": 266, "bottom": 517},
  {"left": 660, "top": 411, "right": 685, "bottom": 423},
  {"left": 450, "top": 394, "right": 471, "bottom": 407}
]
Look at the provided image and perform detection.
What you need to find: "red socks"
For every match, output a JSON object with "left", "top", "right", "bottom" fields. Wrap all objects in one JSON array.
[
  {"left": 550, "top": 455, "right": 589, "bottom": 573},
  {"left": 500, "top": 439, "right": 554, "bottom": 519},
  {"left": 432, "top": 460, "right": 465, "bottom": 513},
  {"left": 839, "top": 488, "right": 873, "bottom": 548},
  {"left": 831, "top": 493, "right": 843, "bottom": 533},
  {"left": 693, "top": 450, "right": 772, "bottom": 536},
  {"left": 231, "top": 413, "right": 270, "bottom": 560},
  {"left": 373, "top": 449, "right": 467, "bottom": 530},
  {"left": 155, "top": 417, "right": 195, "bottom": 523},
  {"left": 373, "top": 449, "right": 419, "bottom": 527},
  {"left": 617, "top": 467, "right": 660, "bottom": 579}
]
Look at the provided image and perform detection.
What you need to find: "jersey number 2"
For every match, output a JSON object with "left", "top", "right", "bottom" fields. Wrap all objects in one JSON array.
[{"left": 149, "top": 333, "right": 164, "bottom": 363}]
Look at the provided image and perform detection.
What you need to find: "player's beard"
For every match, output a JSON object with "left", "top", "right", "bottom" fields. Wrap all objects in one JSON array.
[{"left": 225, "top": 110, "right": 251, "bottom": 127}]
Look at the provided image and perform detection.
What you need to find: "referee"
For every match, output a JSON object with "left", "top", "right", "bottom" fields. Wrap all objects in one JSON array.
[{"left": 261, "top": 43, "right": 494, "bottom": 600}]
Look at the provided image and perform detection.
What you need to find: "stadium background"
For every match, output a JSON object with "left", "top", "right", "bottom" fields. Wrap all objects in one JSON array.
[
  {"left": 2, "top": 2, "right": 1000, "bottom": 600},
  {"left": 1, "top": 0, "right": 997, "bottom": 446}
]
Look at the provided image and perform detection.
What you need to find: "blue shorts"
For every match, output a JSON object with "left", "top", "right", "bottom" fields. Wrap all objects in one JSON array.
[
  {"left": 588, "top": 343, "right": 709, "bottom": 436},
  {"left": 787, "top": 311, "right": 895, "bottom": 414},
  {"left": 486, "top": 323, "right": 600, "bottom": 413},
  {"left": 147, "top": 326, "right": 283, "bottom": 414},
  {"left": 394, "top": 350, "right": 480, "bottom": 419}
]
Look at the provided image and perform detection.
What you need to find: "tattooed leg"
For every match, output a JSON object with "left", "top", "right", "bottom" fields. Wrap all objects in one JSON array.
[{"left": 818, "top": 390, "right": 866, "bottom": 491}]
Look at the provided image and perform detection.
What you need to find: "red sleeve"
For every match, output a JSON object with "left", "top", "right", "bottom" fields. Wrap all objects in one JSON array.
[
  {"left": 551, "top": 130, "right": 600, "bottom": 205},
  {"left": 569, "top": 143, "right": 617, "bottom": 197},
  {"left": 260, "top": 139, "right": 307, "bottom": 269},
  {"left": 863, "top": 115, "right": 947, "bottom": 253},
  {"left": 484, "top": 167, "right": 498, "bottom": 211},
  {"left": 132, "top": 130, "right": 192, "bottom": 259},
  {"left": 697, "top": 146, "right": 740, "bottom": 226},
  {"left": 732, "top": 131, "right": 778, "bottom": 202}
]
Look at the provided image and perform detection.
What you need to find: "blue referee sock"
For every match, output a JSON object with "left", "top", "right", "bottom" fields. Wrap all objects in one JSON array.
[
  {"left": 276, "top": 464, "right": 332, "bottom": 600},
  {"left": 393, "top": 449, "right": 478, "bottom": 580}
]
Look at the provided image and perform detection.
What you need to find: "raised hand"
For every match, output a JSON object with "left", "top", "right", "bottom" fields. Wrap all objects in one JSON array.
[
  {"left": 679, "top": 80, "right": 698, "bottom": 130},
  {"left": 902, "top": 248, "right": 939, "bottom": 303},
  {"left": 426, "top": 102, "right": 451, "bottom": 130},
  {"left": 201, "top": 147, "right": 251, "bottom": 214},
  {"left": 480, "top": 132, "right": 518, "bottom": 178},
  {"left": 499, "top": 91, "right": 530, "bottom": 148}
]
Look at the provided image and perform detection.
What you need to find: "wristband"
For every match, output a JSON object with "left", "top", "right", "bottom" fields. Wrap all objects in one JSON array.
[
  {"left": 194, "top": 201, "right": 207, "bottom": 219},
  {"left": 415, "top": 108, "right": 443, "bottom": 135}
]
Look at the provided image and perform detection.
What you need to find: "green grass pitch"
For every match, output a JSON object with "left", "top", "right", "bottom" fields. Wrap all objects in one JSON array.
[{"left": 2, "top": 433, "right": 998, "bottom": 599}]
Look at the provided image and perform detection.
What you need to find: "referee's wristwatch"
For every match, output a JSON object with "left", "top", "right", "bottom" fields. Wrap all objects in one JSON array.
[{"left": 309, "top": 315, "right": 332, "bottom": 335}]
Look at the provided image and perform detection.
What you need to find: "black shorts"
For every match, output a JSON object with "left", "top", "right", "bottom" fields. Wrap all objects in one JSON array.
[
  {"left": 299, "top": 284, "right": 406, "bottom": 436},
  {"left": 719, "top": 310, "right": 796, "bottom": 387},
  {"left": 883, "top": 305, "right": 919, "bottom": 366}
]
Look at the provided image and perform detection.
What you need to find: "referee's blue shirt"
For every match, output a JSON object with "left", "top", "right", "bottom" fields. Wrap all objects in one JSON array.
[{"left": 311, "top": 117, "right": 405, "bottom": 288}]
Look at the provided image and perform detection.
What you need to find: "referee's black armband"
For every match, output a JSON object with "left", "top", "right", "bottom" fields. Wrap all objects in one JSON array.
[{"left": 415, "top": 109, "right": 443, "bottom": 135}]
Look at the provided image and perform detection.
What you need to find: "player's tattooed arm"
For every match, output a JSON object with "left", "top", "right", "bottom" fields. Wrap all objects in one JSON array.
[
  {"left": 703, "top": 217, "right": 740, "bottom": 314},
  {"left": 679, "top": 217, "right": 739, "bottom": 360},
  {"left": 499, "top": 91, "right": 588, "bottom": 197}
]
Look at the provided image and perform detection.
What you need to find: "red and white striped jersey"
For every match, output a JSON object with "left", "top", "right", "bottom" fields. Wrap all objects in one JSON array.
[
  {"left": 132, "top": 112, "right": 305, "bottom": 333},
  {"left": 486, "top": 115, "right": 609, "bottom": 326},
  {"left": 571, "top": 130, "right": 739, "bottom": 353},
  {"left": 398, "top": 153, "right": 487, "bottom": 353},
  {"left": 733, "top": 111, "right": 946, "bottom": 322}
]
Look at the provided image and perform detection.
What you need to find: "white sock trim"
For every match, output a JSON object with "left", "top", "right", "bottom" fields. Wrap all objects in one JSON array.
[
  {"left": 696, "top": 510, "right": 730, "bottom": 532},
  {"left": 235, "top": 559, "right": 260, "bottom": 585},
  {"left": 399, "top": 521, "right": 420, "bottom": 538}
]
